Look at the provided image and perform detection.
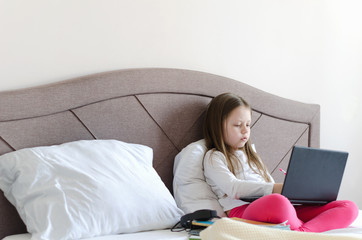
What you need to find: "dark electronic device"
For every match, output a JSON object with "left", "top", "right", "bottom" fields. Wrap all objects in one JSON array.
[
  {"left": 180, "top": 209, "right": 218, "bottom": 228},
  {"left": 240, "top": 146, "right": 348, "bottom": 205}
]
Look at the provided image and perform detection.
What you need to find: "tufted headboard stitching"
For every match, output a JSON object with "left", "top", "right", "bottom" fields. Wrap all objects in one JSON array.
[{"left": 0, "top": 68, "right": 320, "bottom": 238}]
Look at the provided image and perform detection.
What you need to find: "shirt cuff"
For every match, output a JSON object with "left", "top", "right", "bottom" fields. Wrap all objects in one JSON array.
[{"left": 263, "top": 182, "right": 274, "bottom": 196}]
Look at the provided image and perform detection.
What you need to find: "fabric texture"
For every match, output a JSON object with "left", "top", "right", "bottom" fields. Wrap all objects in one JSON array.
[
  {"left": 203, "top": 149, "right": 274, "bottom": 211},
  {"left": 200, "top": 217, "right": 361, "bottom": 240},
  {"left": 173, "top": 139, "right": 225, "bottom": 217},
  {"left": 229, "top": 194, "right": 359, "bottom": 233},
  {"left": 0, "top": 140, "right": 184, "bottom": 240}
]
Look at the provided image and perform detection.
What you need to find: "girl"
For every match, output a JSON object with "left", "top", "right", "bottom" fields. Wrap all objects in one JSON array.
[{"left": 202, "top": 93, "right": 358, "bottom": 232}]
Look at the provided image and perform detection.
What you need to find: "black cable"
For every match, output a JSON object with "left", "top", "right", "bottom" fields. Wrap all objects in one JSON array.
[{"left": 170, "top": 221, "right": 186, "bottom": 232}]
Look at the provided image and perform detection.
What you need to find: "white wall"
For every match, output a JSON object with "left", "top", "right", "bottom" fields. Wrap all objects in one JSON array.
[{"left": 1, "top": 0, "right": 362, "bottom": 207}]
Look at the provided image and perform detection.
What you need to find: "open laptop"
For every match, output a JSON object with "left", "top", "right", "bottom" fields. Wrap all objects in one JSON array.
[{"left": 240, "top": 146, "right": 348, "bottom": 205}]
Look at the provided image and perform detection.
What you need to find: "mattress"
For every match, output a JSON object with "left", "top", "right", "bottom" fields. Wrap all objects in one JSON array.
[
  {"left": 4, "top": 228, "right": 362, "bottom": 240},
  {"left": 4, "top": 211, "right": 362, "bottom": 240},
  {"left": 2, "top": 230, "right": 189, "bottom": 240}
]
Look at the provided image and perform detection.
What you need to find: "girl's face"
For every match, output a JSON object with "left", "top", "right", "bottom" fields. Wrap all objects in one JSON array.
[{"left": 223, "top": 106, "right": 251, "bottom": 151}]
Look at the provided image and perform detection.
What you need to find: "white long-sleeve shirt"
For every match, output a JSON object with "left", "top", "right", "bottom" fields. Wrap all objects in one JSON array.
[{"left": 203, "top": 149, "right": 274, "bottom": 211}]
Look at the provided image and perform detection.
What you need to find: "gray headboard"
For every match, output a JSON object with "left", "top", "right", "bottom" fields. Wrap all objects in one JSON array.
[{"left": 0, "top": 68, "right": 320, "bottom": 238}]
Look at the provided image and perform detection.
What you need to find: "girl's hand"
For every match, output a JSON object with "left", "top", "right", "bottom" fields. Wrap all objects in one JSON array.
[{"left": 272, "top": 183, "right": 283, "bottom": 194}]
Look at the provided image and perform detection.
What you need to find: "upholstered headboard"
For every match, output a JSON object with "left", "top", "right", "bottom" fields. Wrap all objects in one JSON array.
[{"left": 0, "top": 68, "right": 320, "bottom": 238}]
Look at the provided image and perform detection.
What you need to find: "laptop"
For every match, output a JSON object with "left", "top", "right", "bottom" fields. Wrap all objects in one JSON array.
[{"left": 240, "top": 146, "right": 348, "bottom": 205}]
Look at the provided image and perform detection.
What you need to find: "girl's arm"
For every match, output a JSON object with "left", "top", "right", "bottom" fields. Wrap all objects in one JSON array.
[
  {"left": 272, "top": 183, "right": 283, "bottom": 194},
  {"left": 204, "top": 151, "right": 274, "bottom": 199}
]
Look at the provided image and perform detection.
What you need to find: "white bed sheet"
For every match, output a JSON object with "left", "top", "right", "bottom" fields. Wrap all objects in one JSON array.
[
  {"left": 2, "top": 230, "right": 189, "bottom": 240},
  {"left": 4, "top": 211, "right": 362, "bottom": 240}
]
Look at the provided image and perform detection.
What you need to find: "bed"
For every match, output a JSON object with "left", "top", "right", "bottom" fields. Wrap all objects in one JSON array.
[{"left": 0, "top": 68, "right": 361, "bottom": 240}]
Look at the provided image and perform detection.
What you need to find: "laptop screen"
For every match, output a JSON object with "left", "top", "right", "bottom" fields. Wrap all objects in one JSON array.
[{"left": 281, "top": 146, "right": 348, "bottom": 204}]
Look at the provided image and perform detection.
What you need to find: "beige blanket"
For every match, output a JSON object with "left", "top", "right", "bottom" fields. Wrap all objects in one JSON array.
[{"left": 200, "top": 218, "right": 362, "bottom": 240}]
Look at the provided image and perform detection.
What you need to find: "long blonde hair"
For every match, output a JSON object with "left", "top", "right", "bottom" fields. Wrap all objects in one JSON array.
[{"left": 203, "top": 93, "right": 272, "bottom": 182}]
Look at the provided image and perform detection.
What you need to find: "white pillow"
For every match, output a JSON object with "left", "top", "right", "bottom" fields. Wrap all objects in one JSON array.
[
  {"left": 0, "top": 140, "right": 184, "bottom": 240},
  {"left": 173, "top": 139, "right": 226, "bottom": 217}
]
